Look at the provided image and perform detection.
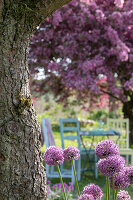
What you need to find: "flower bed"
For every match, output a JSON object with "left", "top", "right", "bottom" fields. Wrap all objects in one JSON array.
[{"left": 44, "top": 140, "right": 133, "bottom": 200}]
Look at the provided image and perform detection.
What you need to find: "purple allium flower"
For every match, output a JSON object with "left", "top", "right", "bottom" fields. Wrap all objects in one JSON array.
[
  {"left": 63, "top": 183, "right": 69, "bottom": 190},
  {"left": 125, "top": 165, "right": 133, "bottom": 184},
  {"left": 78, "top": 194, "right": 95, "bottom": 200},
  {"left": 97, "top": 155, "right": 125, "bottom": 176},
  {"left": 43, "top": 146, "right": 64, "bottom": 165},
  {"left": 69, "top": 182, "right": 74, "bottom": 191},
  {"left": 83, "top": 184, "right": 103, "bottom": 200},
  {"left": 117, "top": 190, "right": 131, "bottom": 200},
  {"left": 52, "top": 183, "right": 58, "bottom": 190},
  {"left": 58, "top": 183, "right": 62, "bottom": 189},
  {"left": 109, "top": 170, "right": 130, "bottom": 189},
  {"left": 51, "top": 182, "right": 71, "bottom": 193},
  {"left": 47, "top": 180, "right": 51, "bottom": 184},
  {"left": 95, "top": 140, "right": 119, "bottom": 159},
  {"left": 63, "top": 145, "right": 80, "bottom": 161}
]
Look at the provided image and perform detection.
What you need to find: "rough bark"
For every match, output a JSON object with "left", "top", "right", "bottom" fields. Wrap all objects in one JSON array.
[
  {"left": 0, "top": 0, "right": 71, "bottom": 199},
  {"left": 0, "top": 16, "right": 47, "bottom": 200}
]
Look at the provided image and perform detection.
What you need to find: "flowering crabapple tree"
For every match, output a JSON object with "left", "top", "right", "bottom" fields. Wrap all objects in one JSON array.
[{"left": 29, "top": 0, "right": 133, "bottom": 144}]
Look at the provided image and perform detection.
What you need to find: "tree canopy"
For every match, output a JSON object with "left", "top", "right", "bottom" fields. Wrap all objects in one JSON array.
[{"left": 29, "top": 0, "right": 133, "bottom": 108}]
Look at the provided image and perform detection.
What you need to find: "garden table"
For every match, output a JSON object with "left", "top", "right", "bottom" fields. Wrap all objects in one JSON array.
[
  {"left": 80, "top": 129, "right": 121, "bottom": 152},
  {"left": 79, "top": 129, "right": 121, "bottom": 178}
]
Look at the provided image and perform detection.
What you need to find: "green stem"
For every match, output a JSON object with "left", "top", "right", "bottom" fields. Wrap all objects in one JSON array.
[
  {"left": 57, "top": 165, "right": 67, "bottom": 200},
  {"left": 72, "top": 160, "right": 80, "bottom": 196},
  {"left": 106, "top": 177, "right": 108, "bottom": 200},
  {"left": 115, "top": 189, "right": 118, "bottom": 200},
  {"left": 107, "top": 176, "right": 110, "bottom": 200},
  {"left": 112, "top": 176, "right": 115, "bottom": 200}
]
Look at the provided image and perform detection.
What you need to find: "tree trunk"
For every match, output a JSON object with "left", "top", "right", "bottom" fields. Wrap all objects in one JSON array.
[
  {"left": 122, "top": 101, "right": 133, "bottom": 146},
  {"left": 0, "top": 9, "right": 46, "bottom": 200},
  {"left": 0, "top": 0, "right": 71, "bottom": 198}
]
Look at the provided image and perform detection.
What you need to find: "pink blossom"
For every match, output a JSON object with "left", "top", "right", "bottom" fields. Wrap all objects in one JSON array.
[{"left": 115, "top": 0, "right": 124, "bottom": 8}]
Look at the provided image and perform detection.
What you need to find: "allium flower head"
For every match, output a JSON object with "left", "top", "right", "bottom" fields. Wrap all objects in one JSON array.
[
  {"left": 78, "top": 194, "right": 95, "bottom": 200},
  {"left": 109, "top": 170, "right": 129, "bottom": 189},
  {"left": 95, "top": 140, "right": 119, "bottom": 159},
  {"left": 83, "top": 184, "right": 103, "bottom": 200},
  {"left": 117, "top": 190, "right": 131, "bottom": 200},
  {"left": 43, "top": 146, "right": 64, "bottom": 165},
  {"left": 63, "top": 145, "right": 80, "bottom": 161},
  {"left": 97, "top": 155, "right": 125, "bottom": 176},
  {"left": 125, "top": 165, "right": 133, "bottom": 184}
]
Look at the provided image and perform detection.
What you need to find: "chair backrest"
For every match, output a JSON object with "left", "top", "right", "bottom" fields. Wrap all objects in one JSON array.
[
  {"left": 59, "top": 118, "right": 81, "bottom": 150},
  {"left": 107, "top": 118, "right": 129, "bottom": 149},
  {"left": 41, "top": 118, "right": 55, "bottom": 148}
]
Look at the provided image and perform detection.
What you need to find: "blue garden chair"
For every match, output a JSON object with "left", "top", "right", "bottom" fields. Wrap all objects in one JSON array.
[
  {"left": 41, "top": 118, "right": 76, "bottom": 184},
  {"left": 59, "top": 118, "right": 98, "bottom": 180}
]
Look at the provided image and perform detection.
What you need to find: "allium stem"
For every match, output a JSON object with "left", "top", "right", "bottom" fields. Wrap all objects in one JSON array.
[
  {"left": 106, "top": 176, "right": 108, "bottom": 200},
  {"left": 115, "top": 189, "right": 118, "bottom": 200},
  {"left": 57, "top": 165, "right": 67, "bottom": 200},
  {"left": 107, "top": 176, "right": 110, "bottom": 200},
  {"left": 72, "top": 159, "right": 80, "bottom": 196},
  {"left": 112, "top": 176, "right": 115, "bottom": 200}
]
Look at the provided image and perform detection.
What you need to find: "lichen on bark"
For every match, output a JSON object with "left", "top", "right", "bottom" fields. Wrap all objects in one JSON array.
[{"left": 14, "top": 92, "right": 33, "bottom": 115}]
